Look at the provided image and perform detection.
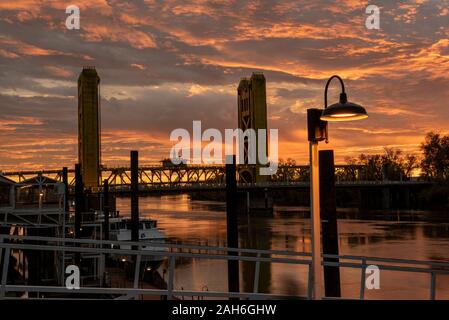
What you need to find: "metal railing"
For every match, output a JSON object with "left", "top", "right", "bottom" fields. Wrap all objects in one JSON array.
[{"left": 1, "top": 235, "right": 448, "bottom": 300}]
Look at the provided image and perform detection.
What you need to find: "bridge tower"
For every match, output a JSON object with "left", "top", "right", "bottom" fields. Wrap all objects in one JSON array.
[
  {"left": 237, "top": 72, "right": 268, "bottom": 183},
  {"left": 78, "top": 67, "right": 101, "bottom": 188}
]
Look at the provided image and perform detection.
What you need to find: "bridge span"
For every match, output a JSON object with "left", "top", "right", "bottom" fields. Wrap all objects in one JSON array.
[{"left": 1, "top": 163, "right": 413, "bottom": 189}]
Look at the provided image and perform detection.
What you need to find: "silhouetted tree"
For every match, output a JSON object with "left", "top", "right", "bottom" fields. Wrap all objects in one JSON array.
[
  {"left": 403, "top": 153, "right": 419, "bottom": 178},
  {"left": 359, "top": 153, "right": 384, "bottom": 180},
  {"left": 345, "top": 148, "right": 418, "bottom": 181},
  {"left": 420, "top": 132, "right": 449, "bottom": 181}
]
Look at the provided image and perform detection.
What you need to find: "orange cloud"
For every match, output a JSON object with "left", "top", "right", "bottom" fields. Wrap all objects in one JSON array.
[
  {"left": 0, "top": 36, "right": 70, "bottom": 57},
  {"left": 44, "top": 66, "right": 73, "bottom": 78},
  {"left": 82, "top": 24, "right": 157, "bottom": 49}
]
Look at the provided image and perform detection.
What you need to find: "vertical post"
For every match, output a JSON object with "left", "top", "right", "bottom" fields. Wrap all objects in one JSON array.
[
  {"left": 253, "top": 253, "right": 261, "bottom": 294},
  {"left": 307, "top": 264, "right": 314, "bottom": 299},
  {"left": 131, "top": 151, "right": 139, "bottom": 245},
  {"left": 319, "top": 150, "right": 341, "bottom": 298},
  {"left": 430, "top": 272, "right": 436, "bottom": 300},
  {"left": 74, "top": 164, "right": 84, "bottom": 239},
  {"left": 61, "top": 167, "right": 69, "bottom": 284},
  {"left": 74, "top": 164, "right": 84, "bottom": 266},
  {"left": 0, "top": 237, "right": 3, "bottom": 267},
  {"left": 130, "top": 150, "right": 139, "bottom": 282},
  {"left": 226, "top": 155, "right": 239, "bottom": 297},
  {"left": 360, "top": 258, "right": 367, "bottom": 300},
  {"left": 62, "top": 167, "right": 69, "bottom": 214},
  {"left": 167, "top": 256, "right": 175, "bottom": 300},
  {"left": 9, "top": 185, "right": 15, "bottom": 209},
  {"left": 133, "top": 252, "right": 142, "bottom": 291},
  {"left": 310, "top": 142, "right": 323, "bottom": 300},
  {"left": 103, "top": 179, "right": 110, "bottom": 241},
  {"left": 0, "top": 248, "right": 10, "bottom": 298},
  {"left": 62, "top": 167, "right": 69, "bottom": 237},
  {"left": 307, "top": 108, "right": 327, "bottom": 300}
]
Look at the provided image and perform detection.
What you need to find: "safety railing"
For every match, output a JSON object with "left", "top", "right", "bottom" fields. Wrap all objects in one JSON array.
[
  {"left": 0, "top": 235, "right": 448, "bottom": 300},
  {"left": 0, "top": 235, "right": 311, "bottom": 300}
]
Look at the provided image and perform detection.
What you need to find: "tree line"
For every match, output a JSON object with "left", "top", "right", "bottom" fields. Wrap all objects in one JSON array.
[
  {"left": 276, "top": 132, "right": 449, "bottom": 183},
  {"left": 341, "top": 132, "right": 449, "bottom": 182}
]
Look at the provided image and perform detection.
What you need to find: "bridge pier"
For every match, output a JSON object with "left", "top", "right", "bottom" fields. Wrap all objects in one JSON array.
[
  {"left": 237, "top": 189, "right": 273, "bottom": 215},
  {"left": 382, "top": 188, "right": 391, "bottom": 210}
]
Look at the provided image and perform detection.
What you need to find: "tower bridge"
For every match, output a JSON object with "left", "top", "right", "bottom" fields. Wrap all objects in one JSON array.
[
  {"left": 0, "top": 68, "right": 427, "bottom": 211},
  {"left": 0, "top": 68, "right": 418, "bottom": 190}
]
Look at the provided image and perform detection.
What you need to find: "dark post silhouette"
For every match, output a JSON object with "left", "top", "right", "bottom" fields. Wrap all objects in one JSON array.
[
  {"left": 130, "top": 151, "right": 139, "bottom": 245},
  {"left": 74, "top": 164, "right": 83, "bottom": 239},
  {"left": 62, "top": 167, "right": 69, "bottom": 214},
  {"left": 319, "top": 150, "right": 341, "bottom": 297},
  {"left": 103, "top": 179, "right": 110, "bottom": 241},
  {"left": 226, "top": 155, "right": 239, "bottom": 297},
  {"left": 74, "top": 163, "right": 84, "bottom": 265}
]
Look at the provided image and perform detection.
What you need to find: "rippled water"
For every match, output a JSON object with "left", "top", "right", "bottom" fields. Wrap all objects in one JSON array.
[{"left": 116, "top": 195, "right": 449, "bottom": 299}]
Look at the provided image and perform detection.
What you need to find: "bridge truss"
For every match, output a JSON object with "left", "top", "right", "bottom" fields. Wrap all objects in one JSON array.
[{"left": 1, "top": 164, "right": 365, "bottom": 187}]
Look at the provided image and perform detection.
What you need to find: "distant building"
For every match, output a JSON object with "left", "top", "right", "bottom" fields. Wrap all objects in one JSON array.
[
  {"left": 237, "top": 72, "right": 268, "bottom": 183},
  {"left": 0, "top": 175, "right": 15, "bottom": 208},
  {"left": 15, "top": 175, "right": 61, "bottom": 208},
  {"left": 78, "top": 67, "right": 101, "bottom": 188}
]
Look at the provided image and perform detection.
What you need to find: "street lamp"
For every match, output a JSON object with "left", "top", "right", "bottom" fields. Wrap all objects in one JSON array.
[
  {"left": 308, "top": 75, "right": 368, "bottom": 300},
  {"left": 321, "top": 75, "right": 368, "bottom": 122}
]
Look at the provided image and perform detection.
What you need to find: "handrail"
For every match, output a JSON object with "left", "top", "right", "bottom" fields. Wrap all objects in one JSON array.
[
  {"left": 1, "top": 235, "right": 448, "bottom": 300},
  {"left": 2, "top": 234, "right": 448, "bottom": 268},
  {"left": 0, "top": 234, "right": 311, "bottom": 258}
]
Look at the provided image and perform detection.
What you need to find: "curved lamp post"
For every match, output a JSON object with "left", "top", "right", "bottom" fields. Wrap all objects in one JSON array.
[
  {"left": 321, "top": 75, "right": 368, "bottom": 122},
  {"left": 308, "top": 75, "right": 368, "bottom": 300}
]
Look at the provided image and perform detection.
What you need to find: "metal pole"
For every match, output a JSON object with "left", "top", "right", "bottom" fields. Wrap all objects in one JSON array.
[
  {"left": 74, "top": 164, "right": 84, "bottom": 266},
  {"left": 226, "top": 155, "right": 239, "bottom": 298},
  {"left": 74, "top": 164, "right": 83, "bottom": 240},
  {"left": 310, "top": 141, "right": 323, "bottom": 299},
  {"left": 0, "top": 248, "right": 10, "bottom": 298},
  {"left": 131, "top": 151, "right": 139, "bottom": 244},
  {"left": 62, "top": 167, "right": 68, "bottom": 285},
  {"left": 360, "top": 258, "right": 367, "bottom": 300},
  {"left": 103, "top": 179, "right": 110, "bottom": 242},
  {"left": 62, "top": 167, "right": 69, "bottom": 214}
]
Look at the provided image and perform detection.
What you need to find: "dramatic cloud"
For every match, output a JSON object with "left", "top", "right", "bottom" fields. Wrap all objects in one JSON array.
[{"left": 0, "top": 0, "right": 448, "bottom": 170}]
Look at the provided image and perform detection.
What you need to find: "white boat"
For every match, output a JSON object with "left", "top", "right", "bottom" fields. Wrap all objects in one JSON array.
[{"left": 108, "top": 217, "right": 167, "bottom": 271}]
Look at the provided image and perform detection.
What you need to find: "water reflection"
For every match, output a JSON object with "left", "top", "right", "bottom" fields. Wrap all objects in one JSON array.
[{"left": 116, "top": 195, "right": 449, "bottom": 299}]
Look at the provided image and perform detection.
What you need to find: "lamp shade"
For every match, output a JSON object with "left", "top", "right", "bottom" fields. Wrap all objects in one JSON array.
[{"left": 320, "top": 93, "right": 368, "bottom": 121}]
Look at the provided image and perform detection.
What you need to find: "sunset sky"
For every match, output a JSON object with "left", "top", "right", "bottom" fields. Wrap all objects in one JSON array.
[{"left": 0, "top": 0, "right": 449, "bottom": 171}]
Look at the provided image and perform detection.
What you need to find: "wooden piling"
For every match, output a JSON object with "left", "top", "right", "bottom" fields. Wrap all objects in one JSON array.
[
  {"left": 226, "top": 155, "right": 239, "bottom": 298},
  {"left": 319, "top": 150, "right": 341, "bottom": 298},
  {"left": 103, "top": 179, "right": 109, "bottom": 241},
  {"left": 130, "top": 151, "right": 139, "bottom": 244}
]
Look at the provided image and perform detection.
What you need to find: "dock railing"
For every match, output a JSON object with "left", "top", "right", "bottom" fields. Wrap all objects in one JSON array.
[{"left": 0, "top": 235, "right": 448, "bottom": 300}]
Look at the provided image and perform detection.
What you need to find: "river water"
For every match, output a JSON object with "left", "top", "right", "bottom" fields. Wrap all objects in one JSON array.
[{"left": 116, "top": 195, "right": 449, "bottom": 299}]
